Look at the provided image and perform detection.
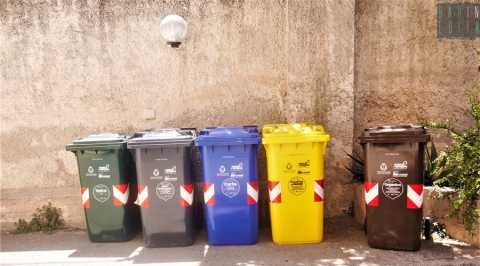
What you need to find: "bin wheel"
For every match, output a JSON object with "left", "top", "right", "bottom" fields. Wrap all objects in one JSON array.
[{"left": 424, "top": 218, "right": 431, "bottom": 240}]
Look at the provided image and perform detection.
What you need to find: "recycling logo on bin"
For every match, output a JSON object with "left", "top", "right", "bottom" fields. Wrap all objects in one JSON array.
[
  {"left": 156, "top": 181, "right": 175, "bottom": 201},
  {"left": 86, "top": 165, "right": 96, "bottom": 177},
  {"left": 221, "top": 178, "right": 240, "bottom": 198},
  {"left": 382, "top": 178, "right": 404, "bottom": 200},
  {"left": 218, "top": 165, "right": 228, "bottom": 177},
  {"left": 92, "top": 184, "right": 111, "bottom": 203}
]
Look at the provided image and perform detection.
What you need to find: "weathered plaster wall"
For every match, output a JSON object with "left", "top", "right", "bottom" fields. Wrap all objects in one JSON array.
[
  {"left": 354, "top": 0, "right": 480, "bottom": 148},
  {"left": 0, "top": 0, "right": 355, "bottom": 230},
  {"left": 4, "top": 0, "right": 477, "bottom": 233},
  {"left": 286, "top": 0, "right": 355, "bottom": 217}
]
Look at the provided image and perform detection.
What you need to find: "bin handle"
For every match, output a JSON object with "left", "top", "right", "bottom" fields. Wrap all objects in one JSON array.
[{"left": 312, "top": 125, "right": 325, "bottom": 133}]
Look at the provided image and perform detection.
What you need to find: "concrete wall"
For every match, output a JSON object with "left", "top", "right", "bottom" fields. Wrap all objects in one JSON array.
[
  {"left": 286, "top": 0, "right": 355, "bottom": 218},
  {"left": 3, "top": 0, "right": 477, "bottom": 232},
  {"left": 0, "top": 0, "right": 355, "bottom": 230}
]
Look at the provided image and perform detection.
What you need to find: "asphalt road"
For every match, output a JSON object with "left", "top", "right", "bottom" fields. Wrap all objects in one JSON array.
[{"left": 1, "top": 217, "right": 479, "bottom": 266}]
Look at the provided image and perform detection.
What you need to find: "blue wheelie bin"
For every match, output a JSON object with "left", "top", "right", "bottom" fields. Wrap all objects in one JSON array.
[{"left": 196, "top": 126, "right": 260, "bottom": 245}]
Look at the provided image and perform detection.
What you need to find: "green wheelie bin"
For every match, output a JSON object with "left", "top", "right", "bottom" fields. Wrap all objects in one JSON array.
[{"left": 67, "top": 133, "right": 140, "bottom": 242}]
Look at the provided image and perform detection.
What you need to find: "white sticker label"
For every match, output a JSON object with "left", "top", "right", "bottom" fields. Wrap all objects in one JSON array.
[
  {"left": 92, "top": 184, "right": 111, "bottom": 203},
  {"left": 156, "top": 181, "right": 175, "bottom": 201},
  {"left": 382, "top": 178, "right": 404, "bottom": 200},
  {"left": 221, "top": 178, "right": 240, "bottom": 198}
]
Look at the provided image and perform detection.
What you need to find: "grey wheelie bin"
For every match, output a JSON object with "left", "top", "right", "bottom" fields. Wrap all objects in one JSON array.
[{"left": 128, "top": 129, "right": 197, "bottom": 247}]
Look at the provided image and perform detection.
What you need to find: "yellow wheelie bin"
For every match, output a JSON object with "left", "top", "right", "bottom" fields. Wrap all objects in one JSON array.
[{"left": 262, "top": 123, "right": 330, "bottom": 244}]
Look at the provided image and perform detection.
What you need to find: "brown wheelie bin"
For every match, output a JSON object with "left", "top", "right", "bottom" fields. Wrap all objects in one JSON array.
[{"left": 360, "top": 125, "right": 429, "bottom": 251}]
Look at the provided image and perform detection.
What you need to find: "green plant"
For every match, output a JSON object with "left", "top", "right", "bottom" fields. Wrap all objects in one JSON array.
[
  {"left": 14, "top": 202, "right": 65, "bottom": 234},
  {"left": 422, "top": 219, "right": 448, "bottom": 239},
  {"left": 424, "top": 141, "right": 439, "bottom": 186},
  {"left": 345, "top": 151, "right": 365, "bottom": 183},
  {"left": 431, "top": 221, "right": 448, "bottom": 238},
  {"left": 428, "top": 91, "right": 480, "bottom": 234}
]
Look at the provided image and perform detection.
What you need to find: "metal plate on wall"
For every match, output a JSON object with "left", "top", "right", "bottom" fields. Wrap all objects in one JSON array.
[{"left": 437, "top": 2, "right": 480, "bottom": 39}]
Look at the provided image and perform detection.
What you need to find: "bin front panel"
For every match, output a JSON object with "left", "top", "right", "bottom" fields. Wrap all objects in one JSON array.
[
  {"left": 265, "top": 142, "right": 325, "bottom": 244},
  {"left": 76, "top": 148, "right": 139, "bottom": 242},
  {"left": 200, "top": 144, "right": 258, "bottom": 245},
  {"left": 134, "top": 146, "right": 194, "bottom": 247},
  {"left": 364, "top": 142, "right": 424, "bottom": 251}
]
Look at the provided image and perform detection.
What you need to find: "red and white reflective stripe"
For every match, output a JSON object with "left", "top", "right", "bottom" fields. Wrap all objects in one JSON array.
[
  {"left": 268, "top": 180, "right": 281, "bottom": 203},
  {"left": 135, "top": 184, "right": 149, "bottom": 208},
  {"left": 81, "top": 187, "right": 90, "bottom": 208},
  {"left": 407, "top": 184, "right": 423, "bottom": 209},
  {"left": 180, "top": 184, "right": 194, "bottom": 208},
  {"left": 113, "top": 184, "right": 129, "bottom": 206},
  {"left": 247, "top": 181, "right": 259, "bottom": 205},
  {"left": 364, "top": 181, "right": 379, "bottom": 207},
  {"left": 203, "top": 183, "right": 215, "bottom": 206},
  {"left": 314, "top": 179, "right": 324, "bottom": 202}
]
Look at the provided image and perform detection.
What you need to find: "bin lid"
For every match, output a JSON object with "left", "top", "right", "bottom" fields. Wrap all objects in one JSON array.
[
  {"left": 262, "top": 123, "right": 330, "bottom": 144},
  {"left": 127, "top": 128, "right": 196, "bottom": 148},
  {"left": 66, "top": 133, "right": 128, "bottom": 151},
  {"left": 195, "top": 126, "right": 260, "bottom": 146},
  {"left": 360, "top": 124, "right": 430, "bottom": 143}
]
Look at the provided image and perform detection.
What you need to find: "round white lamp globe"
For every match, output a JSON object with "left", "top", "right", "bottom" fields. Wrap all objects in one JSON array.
[{"left": 160, "top": 14, "right": 187, "bottom": 48}]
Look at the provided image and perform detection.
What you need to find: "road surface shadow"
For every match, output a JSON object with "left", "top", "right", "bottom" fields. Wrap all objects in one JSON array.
[{"left": 0, "top": 217, "right": 478, "bottom": 266}]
